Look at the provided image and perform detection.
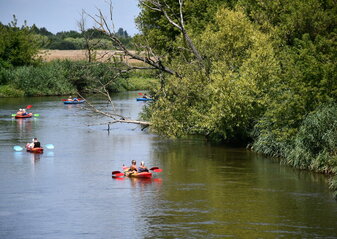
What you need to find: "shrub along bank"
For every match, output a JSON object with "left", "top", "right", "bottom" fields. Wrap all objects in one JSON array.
[
  {"left": 0, "top": 60, "right": 158, "bottom": 97},
  {"left": 136, "top": 0, "right": 337, "bottom": 197}
]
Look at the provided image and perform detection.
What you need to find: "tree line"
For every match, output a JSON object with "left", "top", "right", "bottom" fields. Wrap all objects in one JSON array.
[
  {"left": 0, "top": 15, "right": 132, "bottom": 52},
  {"left": 131, "top": 0, "right": 336, "bottom": 197}
]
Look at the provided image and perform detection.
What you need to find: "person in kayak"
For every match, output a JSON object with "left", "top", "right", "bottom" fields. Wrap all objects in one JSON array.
[
  {"left": 67, "top": 96, "right": 73, "bottom": 101},
  {"left": 129, "top": 160, "right": 138, "bottom": 172},
  {"left": 138, "top": 161, "right": 149, "bottom": 173},
  {"left": 16, "top": 109, "right": 23, "bottom": 116},
  {"left": 22, "top": 109, "right": 27, "bottom": 116},
  {"left": 143, "top": 93, "right": 151, "bottom": 99},
  {"left": 33, "top": 138, "right": 41, "bottom": 148}
]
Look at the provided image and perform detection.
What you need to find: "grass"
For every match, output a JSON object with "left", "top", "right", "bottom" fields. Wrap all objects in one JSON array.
[{"left": 123, "top": 77, "right": 159, "bottom": 91}]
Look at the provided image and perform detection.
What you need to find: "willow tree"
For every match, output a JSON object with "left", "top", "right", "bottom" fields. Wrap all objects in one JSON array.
[{"left": 147, "top": 7, "right": 279, "bottom": 142}]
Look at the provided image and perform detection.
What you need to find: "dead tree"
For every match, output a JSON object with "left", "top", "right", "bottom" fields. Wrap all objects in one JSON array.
[
  {"left": 81, "top": 0, "right": 204, "bottom": 129},
  {"left": 139, "top": 0, "right": 204, "bottom": 65},
  {"left": 84, "top": 1, "right": 183, "bottom": 77},
  {"left": 78, "top": 71, "right": 152, "bottom": 128}
]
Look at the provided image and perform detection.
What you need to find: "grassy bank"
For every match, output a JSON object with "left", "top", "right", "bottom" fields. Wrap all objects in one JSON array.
[{"left": 0, "top": 60, "right": 159, "bottom": 97}]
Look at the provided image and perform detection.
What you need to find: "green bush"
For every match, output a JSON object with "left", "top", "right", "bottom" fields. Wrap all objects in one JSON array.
[
  {"left": 0, "top": 60, "right": 158, "bottom": 97},
  {"left": 286, "top": 104, "right": 337, "bottom": 173},
  {"left": 10, "top": 62, "right": 76, "bottom": 96},
  {"left": 0, "top": 85, "right": 24, "bottom": 97}
]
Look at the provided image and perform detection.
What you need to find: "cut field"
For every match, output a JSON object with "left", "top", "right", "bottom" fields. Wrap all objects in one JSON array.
[{"left": 39, "top": 50, "right": 143, "bottom": 64}]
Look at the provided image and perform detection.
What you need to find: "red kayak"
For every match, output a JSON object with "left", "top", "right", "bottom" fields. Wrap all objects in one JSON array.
[
  {"left": 26, "top": 146, "right": 43, "bottom": 154},
  {"left": 125, "top": 171, "right": 152, "bottom": 178},
  {"left": 15, "top": 113, "right": 33, "bottom": 119},
  {"left": 123, "top": 166, "right": 152, "bottom": 178},
  {"left": 112, "top": 166, "right": 162, "bottom": 178}
]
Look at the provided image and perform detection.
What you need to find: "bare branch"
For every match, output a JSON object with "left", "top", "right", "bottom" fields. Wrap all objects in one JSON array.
[
  {"left": 140, "top": 0, "right": 204, "bottom": 65},
  {"left": 85, "top": 0, "right": 180, "bottom": 77},
  {"left": 88, "top": 119, "right": 152, "bottom": 127}
]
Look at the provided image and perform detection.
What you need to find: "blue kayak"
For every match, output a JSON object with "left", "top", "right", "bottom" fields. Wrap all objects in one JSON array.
[
  {"left": 63, "top": 100, "right": 86, "bottom": 104},
  {"left": 136, "top": 98, "right": 154, "bottom": 101}
]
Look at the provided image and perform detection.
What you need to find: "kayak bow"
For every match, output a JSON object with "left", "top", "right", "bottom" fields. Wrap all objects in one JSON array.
[{"left": 26, "top": 146, "right": 43, "bottom": 154}]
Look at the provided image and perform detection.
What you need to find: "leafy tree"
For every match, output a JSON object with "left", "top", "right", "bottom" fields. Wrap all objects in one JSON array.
[
  {"left": 30, "top": 24, "right": 53, "bottom": 36},
  {"left": 147, "top": 8, "right": 279, "bottom": 142},
  {"left": 48, "top": 39, "right": 78, "bottom": 50},
  {"left": 136, "top": 0, "right": 226, "bottom": 56},
  {"left": 0, "top": 16, "right": 40, "bottom": 68}
]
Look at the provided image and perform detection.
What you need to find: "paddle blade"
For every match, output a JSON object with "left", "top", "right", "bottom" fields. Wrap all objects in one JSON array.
[
  {"left": 152, "top": 169, "right": 162, "bottom": 173},
  {"left": 61, "top": 99, "right": 67, "bottom": 101},
  {"left": 150, "top": 167, "right": 162, "bottom": 173},
  {"left": 45, "top": 144, "right": 54, "bottom": 149},
  {"left": 11, "top": 114, "right": 16, "bottom": 117},
  {"left": 26, "top": 105, "right": 32, "bottom": 109},
  {"left": 112, "top": 171, "right": 124, "bottom": 177},
  {"left": 138, "top": 93, "right": 143, "bottom": 95},
  {"left": 13, "top": 146, "right": 23, "bottom": 151},
  {"left": 33, "top": 114, "right": 40, "bottom": 117}
]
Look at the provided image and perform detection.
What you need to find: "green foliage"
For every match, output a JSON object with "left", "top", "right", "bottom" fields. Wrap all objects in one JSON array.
[
  {"left": 137, "top": 1, "right": 337, "bottom": 198},
  {"left": 285, "top": 104, "right": 337, "bottom": 173},
  {"left": 136, "top": 0, "right": 226, "bottom": 55},
  {"left": 0, "top": 60, "right": 154, "bottom": 97},
  {"left": 37, "top": 27, "right": 133, "bottom": 50},
  {"left": 48, "top": 39, "right": 78, "bottom": 50},
  {"left": 253, "top": 33, "right": 337, "bottom": 157},
  {"left": 0, "top": 85, "right": 24, "bottom": 97},
  {"left": 121, "top": 70, "right": 159, "bottom": 91},
  {"left": 62, "top": 61, "right": 126, "bottom": 93},
  {"left": 0, "top": 17, "right": 40, "bottom": 68},
  {"left": 147, "top": 8, "right": 279, "bottom": 143},
  {"left": 9, "top": 61, "right": 76, "bottom": 96}
]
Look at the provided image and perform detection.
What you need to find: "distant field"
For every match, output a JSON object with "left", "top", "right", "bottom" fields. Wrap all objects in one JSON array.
[{"left": 39, "top": 50, "right": 143, "bottom": 64}]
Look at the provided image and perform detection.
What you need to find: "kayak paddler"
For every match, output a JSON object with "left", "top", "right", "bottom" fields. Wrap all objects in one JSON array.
[
  {"left": 129, "top": 160, "right": 138, "bottom": 172},
  {"left": 138, "top": 161, "right": 149, "bottom": 173}
]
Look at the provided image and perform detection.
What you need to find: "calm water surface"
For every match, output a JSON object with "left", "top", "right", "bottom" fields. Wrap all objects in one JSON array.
[{"left": 0, "top": 92, "right": 337, "bottom": 238}]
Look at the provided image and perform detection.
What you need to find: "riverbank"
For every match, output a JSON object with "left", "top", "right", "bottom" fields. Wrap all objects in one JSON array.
[{"left": 0, "top": 60, "right": 159, "bottom": 97}]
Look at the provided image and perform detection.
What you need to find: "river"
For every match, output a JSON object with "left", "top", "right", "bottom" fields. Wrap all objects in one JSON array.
[{"left": 0, "top": 92, "right": 336, "bottom": 238}]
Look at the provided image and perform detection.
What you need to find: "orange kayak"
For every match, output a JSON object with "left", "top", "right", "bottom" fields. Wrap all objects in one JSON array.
[
  {"left": 26, "top": 147, "right": 43, "bottom": 154},
  {"left": 15, "top": 113, "right": 33, "bottom": 119}
]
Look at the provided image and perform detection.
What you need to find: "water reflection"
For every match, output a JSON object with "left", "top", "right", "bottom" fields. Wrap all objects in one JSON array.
[
  {"left": 1, "top": 94, "right": 337, "bottom": 239},
  {"left": 30, "top": 152, "right": 41, "bottom": 164},
  {"left": 112, "top": 177, "right": 163, "bottom": 189}
]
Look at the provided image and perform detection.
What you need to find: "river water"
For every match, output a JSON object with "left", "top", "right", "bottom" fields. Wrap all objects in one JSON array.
[{"left": 0, "top": 92, "right": 336, "bottom": 238}]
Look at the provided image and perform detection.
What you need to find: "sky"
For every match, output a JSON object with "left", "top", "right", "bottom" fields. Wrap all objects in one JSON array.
[{"left": 0, "top": 0, "right": 140, "bottom": 35}]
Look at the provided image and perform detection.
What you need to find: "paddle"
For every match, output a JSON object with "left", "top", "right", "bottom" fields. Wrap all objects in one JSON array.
[
  {"left": 138, "top": 93, "right": 143, "bottom": 96},
  {"left": 11, "top": 113, "right": 40, "bottom": 117},
  {"left": 13, "top": 144, "right": 54, "bottom": 151},
  {"left": 112, "top": 171, "right": 124, "bottom": 177},
  {"left": 150, "top": 167, "right": 163, "bottom": 173},
  {"left": 26, "top": 105, "right": 32, "bottom": 109},
  {"left": 45, "top": 144, "right": 55, "bottom": 149},
  {"left": 13, "top": 146, "right": 23, "bottom": 151}
]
